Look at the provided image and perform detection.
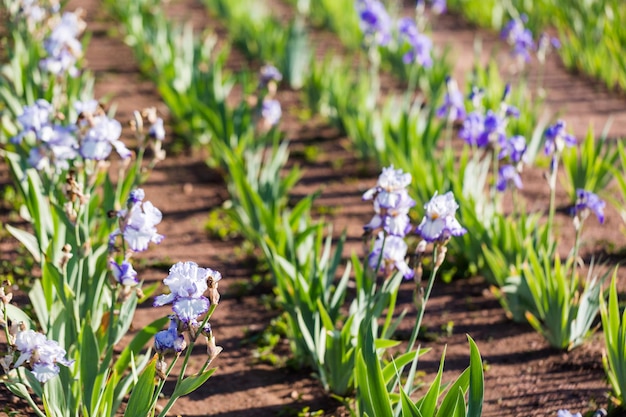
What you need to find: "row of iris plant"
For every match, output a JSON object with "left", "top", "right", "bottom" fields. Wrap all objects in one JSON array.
[
  {"left": 191, "top": 0, "right": 626, "bottom": 414},
  {"left": 307, "top": 1, "right": 626, "bottom": 413},
  {"left": 222, "top": 0, "right": 626, "bottom": 414},
  {"left": 447, "top": 0, "right": 626, "bottom": 92},
  {"left": 0, "top": 1, "right": 224, "bottom": 415},
  {"left": 12, "top": 0, "right": 620, "bottom": 414},
  {"left": 100, "top": 0, "right": 487, "bottom": 414}
]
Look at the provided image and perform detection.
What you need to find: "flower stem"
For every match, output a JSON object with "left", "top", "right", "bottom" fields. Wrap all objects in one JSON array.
[
  {"left": 570, "top": 218, "right": 584, "bottom": 283},
  {"left": 406, "top": 244, "right": 440, "bottom": 354},
  {"left": 547, "top": 155, "right": 560, "bottom": 239}
]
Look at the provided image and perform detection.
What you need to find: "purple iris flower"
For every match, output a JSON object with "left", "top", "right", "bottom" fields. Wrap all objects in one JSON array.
[
  {"left": 468, "top": 86, "right": 484, "bottom": 108},
  {"left": 364, "top": 189, "right": 415, "bottom": 237},
  {"left": 80, "top": 115, "right": 131, "bottom": 160},
  {"left": 155, "top": 317, "right": 186, "bottom": 354},
  {"left": 544, "top": 120, "right": 576, "bottom": 155},
  {"left": 363, "top": 166, "right": 415, "bottom": 237},
  {"left": 122, "top": 200, "right": 163, "bottom": 252},
  {"left": 14, "top": 329, "right": 73, "bottom": 383},
  {"left": 503, "top": 104, "right": 520, "bottom": 118},
  {"left": 496, "top": 165, "right": 523, "bottom": 192},
  {"left": 459, "top": 111, "right": 486, "bottom": 147},
  {"left": 480, "top": 110, "right": 506, "bottom": 145},
  {"left": 436, "top": 77, "right": 466, "bottom": 121},
  {"left": 416, "top": 191, "right": 466, "bottom": 243},
  {"left": 398, "top": 17, "right": 433, "bottom": 67},
  {"left": 154, "top": 262, "right": 215, "bottom": 325},
  {"left": 431, "top": 0, "right": 447, "bottom": 14},
  {"left": 575, "top": 189, "right": 605, "bottom": 224},
  {"left": 40, "top": 11, "right": 84, "bottom": 77},
  {"left": 501, "top": 16, "right": 535, "bottom": 62},
  {"left": 74, "top": 99, "right": 99, "bottom": 116},
  {"left": 261, "top": 99, "right": 282, "bottom": 127},
  {"left": 149, "top": 117, "right": 165, "bottom": 141},
  {"left": 19, "top": 0, "right": 47, "bottom": 26},
  {"left": 356, "top": 0, "right": 392, "bottom": 46},
  {"left": 368, "top": 232, "right": 413, "bottom": 279},
  {"left": 110, "top": 260, "right": 139, "bottom": 287},
  {"left": 128, "top": 188, "right": 146, "bottom": 205},
  {"left": 110, "top": 189, "right": 163, "bottom": 252},
  {"left": 362, "top": 165, "right": 412, "bottom": 204},
  {"left": 27, "top": 125, "right": 78, "bottom": 171},
  {"left": 13, "top": 99, "right": 54, "bottom": 143},
  {"left": 498, "top": 135, "right": 527, "bottom": 163},
  {"left": 537, "top": 33, "right": 560, "bottom": 62},
  {"left": 259, "top": 64, "right": 283, "bottom": 86}
]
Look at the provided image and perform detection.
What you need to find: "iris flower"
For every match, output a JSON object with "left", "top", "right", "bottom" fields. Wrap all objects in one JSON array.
[
  {"left": 416, "top": 192, "right": 466, "bottom": 243},
  {"left": 575, "top": 189, "right": 605, "bottom": 224},
  {"left": 14, "top": 330, "right": 73, "bottom": 383},
  {"left": 110, "top": 260, "right": 139, "bottom": 287},
  {"left": 398, "top": 17, "right": 433, "bottom": 67},
  {"left": 544, "top": 120, "right": 576, "bottom": 156},
  {"left": 368, "top": 233, "right": 413, "bottom": 279},
  {"left": 356, "top": 0, "right": 392, "bottom": 46},
  {"left": 496, "top": 165, "right": 523, "bottom": 192},
  {"left": 155, "top": 317, "right": 186, "bottom": 354},
  {"left": 154, "top": 261, "right": 213, "bottom": 325}
]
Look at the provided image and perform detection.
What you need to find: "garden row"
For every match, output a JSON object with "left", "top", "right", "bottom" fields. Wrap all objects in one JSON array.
[
  {"left": 1, "top": 0, "right": 626, "bottom": 416},
  {"left": 99, "top": 0, "right": 626, "bottom": 413}
]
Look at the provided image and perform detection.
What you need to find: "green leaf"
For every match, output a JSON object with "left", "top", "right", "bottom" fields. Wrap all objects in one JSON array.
[
  {"left": 5, "top": 224, "right": 41, "bottom": 262},
  {"left": 355, "top": 350, "right": 393, "bottom": 417},
  {"left": 42, "top": 374, "right": 66, "bottom": 417},
  {"left": 355, "top": 322, "right": 393, "bottom": 417},
  {"left": 4, "top": 304, "right": 34, "bottom": 329},
  {"left": 381, "top": 349, "right": 428, "bottom": 385},
  {"left": 400, "top": 386, "right": 423, "bottom": 417},
  {"left": 467, "top": 336, "right": 484, "bottom": 417},
  {"left": 172, "top": 368, "right": 217, "bottom": 397},
  {"left": 374, "top": 339, "right": 402, "bottom": 350},
  {"left": 435, "top": 368, "right": 470, "bottom": 417},
  {"left": 80, "top": 323, "right": 100, "bottom": 415},
  {"left": 452, "top": 387, "right": 467, "bottom": 417},
  {"left": 124, "top": 355, "right": 157, "bottom": 417},
  {"left": 417, "top": 347, "right": 445, "bottom": 417}
]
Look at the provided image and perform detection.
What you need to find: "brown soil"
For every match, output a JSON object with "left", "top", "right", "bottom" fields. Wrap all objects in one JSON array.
[{"left": 3, "top": 1, "right": 626, "bottom": 417}]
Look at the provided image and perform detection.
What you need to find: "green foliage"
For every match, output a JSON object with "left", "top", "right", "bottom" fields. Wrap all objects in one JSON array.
[
  {"left": 600, "top": 273, "right": 626, "bottom": 408},
  {"left": 561, "top": 125, "right": 618, "bottom": 203},
  {"left": 307, "top": 0, "right": 362, "bottom": 50},
  {"left": 204, "top": 0, "right": 311, "bottom": 89},
  {"left": 0, "top": 5, "right": 94, "bottom": 143},
  {"left": 355, "top": 321, "right": 484, "bottom": 417},
  {"left": 105, "top": 0, "right": 254, "bottom": 148},
  {"left": 506, "top": 248, "right": 609, "bottom": 349},
  {"left": 205, "top": 207, "right": 242, "bottom": 240},
  {"left": 447, "top": 0, "right": 626, "bottom": 92}
]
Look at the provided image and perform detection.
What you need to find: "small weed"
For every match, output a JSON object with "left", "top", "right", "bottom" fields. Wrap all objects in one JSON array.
[
  {"left": 303, "top": 145, "right": 321, "bottom": 163},
  {"left": 441, "top": 320, "right": 454, "bottom": 337},
  {"left": 297, "top": 407, "right": 324, "bottom": 417},
  {"left": 245, "top": 314, "right": 290, "bottom": 367},
  {"left": 278, "top": 406, "right": 325, "bottom": 417},
  {"left": 0, "top": 184, "right": 20, "bottom": 212},
  {"left": 315, "top": 205, "right": 339, "bottom": 216},
  {"left": 205, "top": 207, "right": 241, "bottom": 240},
  {"left": 330, "top": 157, "right": 345, "bottom": 170}
]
